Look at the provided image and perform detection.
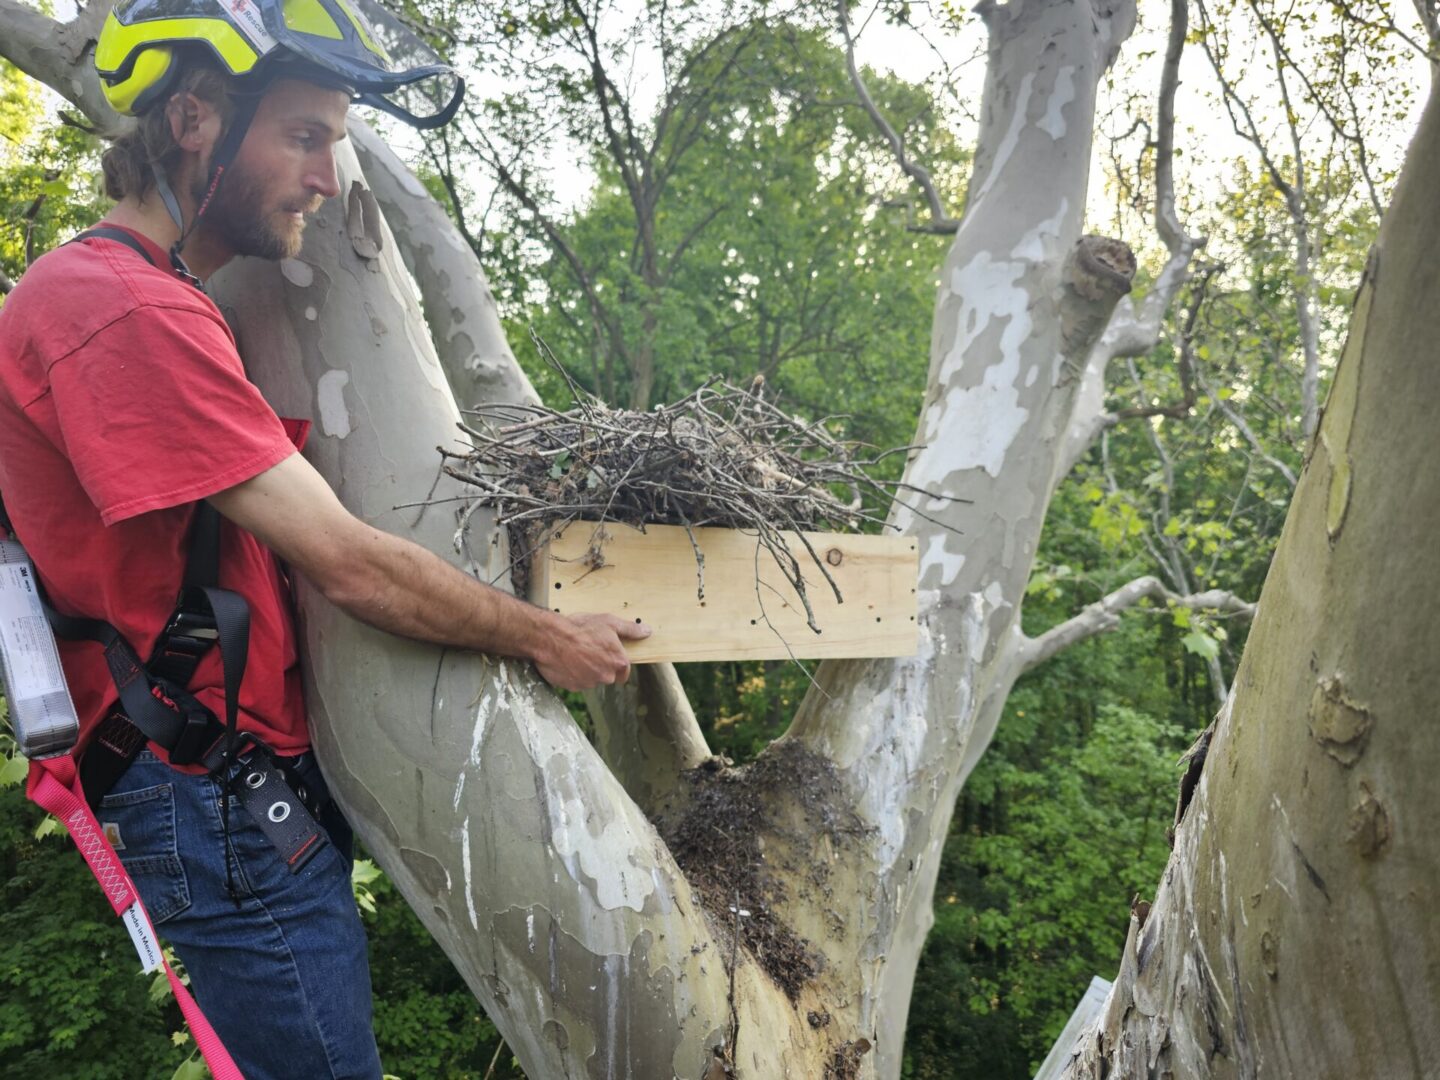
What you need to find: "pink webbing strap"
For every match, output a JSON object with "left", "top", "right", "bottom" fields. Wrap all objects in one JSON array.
[{"left": 27, "top": 756, "right": 245, "bottom": 1080}]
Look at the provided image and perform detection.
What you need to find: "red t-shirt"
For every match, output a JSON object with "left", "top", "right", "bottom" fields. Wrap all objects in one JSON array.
[{"left": 0, "top": 225, "right": 309, "bottom": 767}]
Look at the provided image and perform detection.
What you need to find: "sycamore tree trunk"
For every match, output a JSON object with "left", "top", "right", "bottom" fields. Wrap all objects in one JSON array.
[
  {"left": 3, "top": 0, "right": 1278, "bottom": 1076},
  {"left": 1060, "top": 68, "right": 1440, "bottom": 1080}
]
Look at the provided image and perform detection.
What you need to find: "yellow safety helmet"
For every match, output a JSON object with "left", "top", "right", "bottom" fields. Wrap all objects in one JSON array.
[{"left": 95, "top": 0, "right": 463, "bottom": 129}]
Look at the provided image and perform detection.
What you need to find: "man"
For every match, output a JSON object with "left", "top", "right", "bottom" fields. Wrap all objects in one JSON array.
[{"left": 0, "top": 1, "right": 646, "bottom": 1075}]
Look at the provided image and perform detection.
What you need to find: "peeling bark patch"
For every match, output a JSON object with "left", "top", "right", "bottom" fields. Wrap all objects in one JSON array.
[
  {"left": 1308, "top": 675, "right": 1373, "bottom": 766},
  {"left": 542, "top": 1018, "right": 570, "bottom": 1050},
  {"left": 920, "top": 533, "right": 965, "bottom": 588},
  {"left": 927, "top": 252, "right": 1032, "bottom": 477},
  {"left": 1260, "top": 930, "right": 1279, "bottom": 979},
  {"left": 346, "top": 180, "right": 383, "bottom": 260},
  {"left": 1325, "top": 449, "right": 1352, "bottom": 541},
  {"left": 1346, "top": 783, "right": 1392, "bottom": 858},
  {"left": 280, "top": 258, "right": 314, "bottom": 287},
  {"left": 398, "top": 846, "right": 449, "bottom": 898},
  {"left": 970, "top": 72, "right": 1034, "bottom": 207},
  {"left": 658, "top": 743, "right": 864, "bottom": 1000},
  {"left": 317, "top": 369, "right": 352, "bottom": 438},
  {"left": 1039, "top": 65, "right": 1076, "bottom": 139}
]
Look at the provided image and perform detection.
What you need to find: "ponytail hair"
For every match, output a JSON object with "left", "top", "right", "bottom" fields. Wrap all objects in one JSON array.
[{"left": 100, "top": 59, "right": 238, "bottom": 202}]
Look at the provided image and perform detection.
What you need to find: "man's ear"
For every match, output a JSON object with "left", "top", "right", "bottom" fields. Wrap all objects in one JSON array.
[{"left": 165, "top": 91, "right": 223, "bottom": 154}]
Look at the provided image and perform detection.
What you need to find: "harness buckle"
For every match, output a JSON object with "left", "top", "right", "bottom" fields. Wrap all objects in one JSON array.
[
  {"left": 162, "top": 608, "right": 219, "bottom": 647},
  {"left": 165, "top": 696, "right": 226, "bottom": 766}
]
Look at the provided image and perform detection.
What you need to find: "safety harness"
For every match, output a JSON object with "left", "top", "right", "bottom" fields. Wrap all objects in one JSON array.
[{"left": 1, "top": 228, "right": 331, "bottom": 873}]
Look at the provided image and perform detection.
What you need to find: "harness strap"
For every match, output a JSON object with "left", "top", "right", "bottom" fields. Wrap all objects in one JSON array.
[{"left": 70, "top": 224, "right": 157, "bottom": 265}]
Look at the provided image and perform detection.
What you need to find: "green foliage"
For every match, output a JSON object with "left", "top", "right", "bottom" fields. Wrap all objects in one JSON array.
[
  {"left": 0, "top": 60, "right": 107, "bottom": 296},
  {"left": 0, "top": 765, "right": 192, "bottom": 1078},
  {"left": 485, "top": 22, "right": 962, "bottom": 426},
  {"left": 362, "top": 856, "right": 518, "bottom": 1078},
  {"left": 903, "top": 639, "right": 1190, "bottom": 1079}
]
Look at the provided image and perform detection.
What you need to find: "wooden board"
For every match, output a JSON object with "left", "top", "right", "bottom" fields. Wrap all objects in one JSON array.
[{"left": 528, "top": 522, "right": 918, "bottom": 663}]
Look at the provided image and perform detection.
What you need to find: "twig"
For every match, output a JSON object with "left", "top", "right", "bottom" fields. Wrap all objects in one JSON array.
[
  {"left": 443, "top": 363, "right": 966, "bottom": 612},
  {"left": 482, "top": 1037, "right": 507, "bottom": 1080}
]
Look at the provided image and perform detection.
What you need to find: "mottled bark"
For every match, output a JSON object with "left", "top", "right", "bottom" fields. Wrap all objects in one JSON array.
[
  {"left": 1062, "top": 77, "right": 1440, "bottom": 1080},
  {"left": 348, "top": 120, "right": 708, "bottom": 805},
  {"left": 347, "top": 120, "right": 540, "bottom": 413},
  {"left": 783, "top": 4, "right": 1141, "bottom": 1075}
]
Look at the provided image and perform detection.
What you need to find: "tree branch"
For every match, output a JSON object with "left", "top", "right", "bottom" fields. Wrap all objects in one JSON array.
[
  {"left": 584, "top": 664, "right": 711, "bottom": 817},
  {"left": 457, "top": 117, "right": 630, "bottom": 387},
  {"left": 837, "top": 0, "right": 960, "bottom": 234},
  {"left": 0, "top": 0, "right": 120, "bottom": 133},
  {"left": 1055, "top": 0, "right": 1203, "bottom": 481},
  {"left": 1193, "top": 362, "right": 1298, "bottom": 488},
  {"left": 564, "top": 0, "right": 647, "bottom": 221},
  {"left": 1017, "top": 575, "right": 1256, "bottom": 674}
]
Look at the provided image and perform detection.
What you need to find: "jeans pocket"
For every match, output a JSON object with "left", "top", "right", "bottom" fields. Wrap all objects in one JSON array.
[{"left": 96, "top": 782, "right": 192, "bottom": 923}]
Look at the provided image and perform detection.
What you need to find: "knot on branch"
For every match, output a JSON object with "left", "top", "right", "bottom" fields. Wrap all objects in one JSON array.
[
  {"left": 1060, "top": 235, "right": 1137, "bottom": 360},
  {"left": 1067, "top": 235, "right": 1136, "bottom": 301}
]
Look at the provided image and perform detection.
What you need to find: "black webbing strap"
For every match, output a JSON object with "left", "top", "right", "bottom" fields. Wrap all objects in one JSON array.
[{"left": 72, "top": 225, "right": 157, "bottom": 267}]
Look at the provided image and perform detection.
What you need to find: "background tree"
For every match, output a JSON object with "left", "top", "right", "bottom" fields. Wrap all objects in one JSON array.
[
  {"left": 0, "top": 60, "right": 105, "bottom": 296},
  {"left": 1065, "top": 57, "right": 1440, "bottom": 1079}
]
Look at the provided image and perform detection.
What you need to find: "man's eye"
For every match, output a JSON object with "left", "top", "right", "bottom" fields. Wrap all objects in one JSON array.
[{"left": 295, "top": 135, "right": 315, "bottom": 149}]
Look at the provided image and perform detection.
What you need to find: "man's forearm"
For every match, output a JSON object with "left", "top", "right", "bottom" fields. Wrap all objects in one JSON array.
[
  {"left": 320, "top": 525, "right": 563, "bottom": 663},
  {"left": 206, "top": 453, "right": 636, "bottom": 688}
]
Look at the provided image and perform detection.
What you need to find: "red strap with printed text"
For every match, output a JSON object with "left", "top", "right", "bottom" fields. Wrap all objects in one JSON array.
[{"left": 26, "top": 755, "right": 245, "bottom": 1079}]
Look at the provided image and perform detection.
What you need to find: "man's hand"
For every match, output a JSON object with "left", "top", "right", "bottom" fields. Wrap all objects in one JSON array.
[{"left": 535, "top": 613, "right": 652, "bottom": 692}]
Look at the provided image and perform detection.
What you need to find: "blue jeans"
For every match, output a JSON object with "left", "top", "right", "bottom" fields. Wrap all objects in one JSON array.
[{"left": 96, "top": 749, "right": 382, "bottom": 1079}]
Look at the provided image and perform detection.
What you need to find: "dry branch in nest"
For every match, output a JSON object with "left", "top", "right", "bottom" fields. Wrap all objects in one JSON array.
[{"left": 440, "top": 342, "right": 963, "bottom": 631}]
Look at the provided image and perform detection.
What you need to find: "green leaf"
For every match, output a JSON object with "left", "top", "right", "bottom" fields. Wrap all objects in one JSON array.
[
  {"left": 1181, "top": 630, "right": 1220, "bottom": 661},
  {"left": 170, "top": 1051, "right": 210, "bottom": 1080},
  {"left": 0, "top": 751, "right": 28, "bottom": 787}
]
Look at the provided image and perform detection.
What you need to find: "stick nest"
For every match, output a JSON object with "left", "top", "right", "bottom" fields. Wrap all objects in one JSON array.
[{"left": 442, "top": 357, "right": 955, "bottom": 629}]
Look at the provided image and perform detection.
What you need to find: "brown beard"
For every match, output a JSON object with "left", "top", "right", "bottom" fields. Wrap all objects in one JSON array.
[{"left": 193, "top": 159, "right": 307, "bottom": 261}]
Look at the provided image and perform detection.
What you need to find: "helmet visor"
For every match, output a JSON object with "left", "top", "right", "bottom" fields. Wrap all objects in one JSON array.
[{"left": 264, "top": 0, "right": 463, "bottom": 128}]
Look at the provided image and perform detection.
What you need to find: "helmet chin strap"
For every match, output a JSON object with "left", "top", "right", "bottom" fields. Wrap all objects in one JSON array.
[{"left": 151, "top": 92, "right": 263, "bottom": 288}]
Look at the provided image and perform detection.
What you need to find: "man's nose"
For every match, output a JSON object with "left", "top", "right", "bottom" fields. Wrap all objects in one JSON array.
[{"left": 306, "top": 150, "right": 341, "bottom": 200}]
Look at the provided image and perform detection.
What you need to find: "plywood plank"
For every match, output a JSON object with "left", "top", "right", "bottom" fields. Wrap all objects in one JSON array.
[{"left": 528, "top": 522, "right": 918, "bottom": 663}]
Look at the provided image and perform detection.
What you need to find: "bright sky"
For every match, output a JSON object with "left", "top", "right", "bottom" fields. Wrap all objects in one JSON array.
[
  {"left": 411, "top": 0, "right": 1430, "bottom": 272},
  {"left": 36, "top": 0, "right": 1434, "bottom": 261}
]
